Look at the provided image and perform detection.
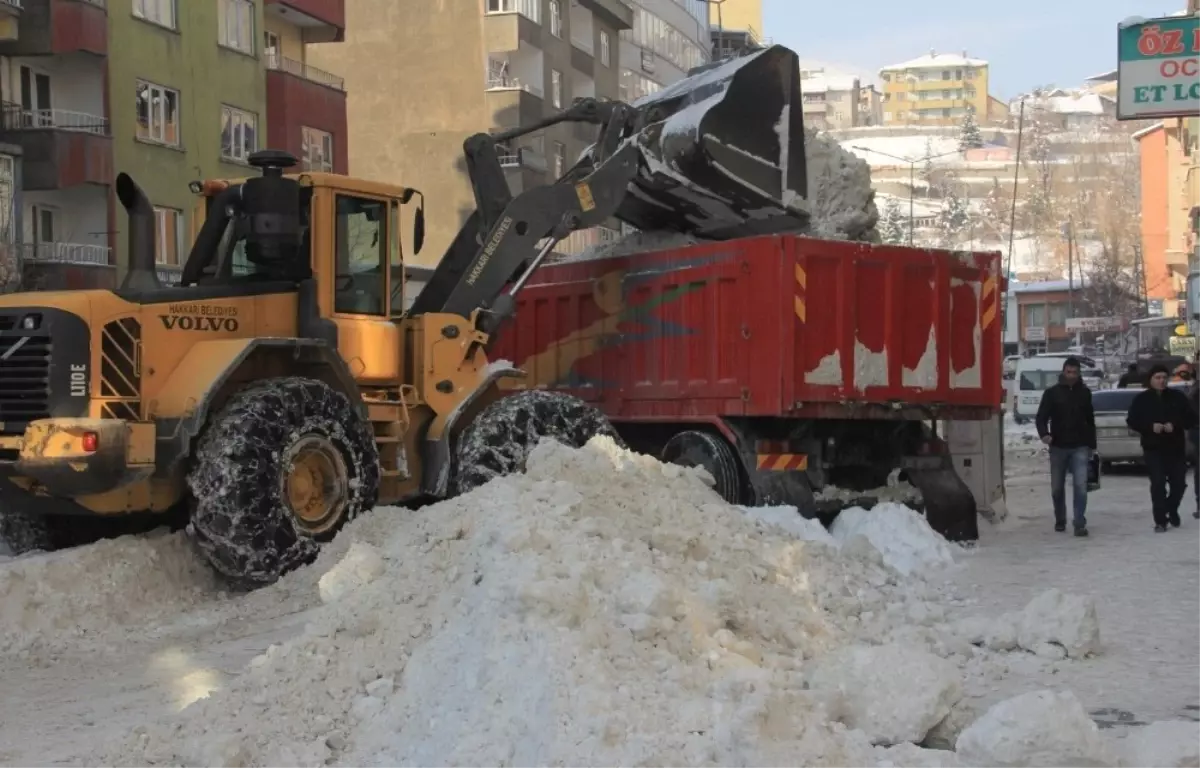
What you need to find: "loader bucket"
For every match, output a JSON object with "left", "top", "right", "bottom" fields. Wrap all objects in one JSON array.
[{"left": 618, "top": 45, "right": 810, "bottom": 239}]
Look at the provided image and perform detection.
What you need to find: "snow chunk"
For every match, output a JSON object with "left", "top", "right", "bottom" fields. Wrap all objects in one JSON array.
[
  {"left": 806, "top": 642, "right": 963, "bottom": 745},
  {"left": 874, "top": 742, "right": 963, "bottom": 767},
  {"left": 318, "top": 541, "right": 386, "bottom": 605},
  {"left": 1117, "top": 720, "right": 1200, "bottom": 768},
  {"left": 830, "top": 503, "right": 956, "bottom": 577},
  {"left": 956, "top": 690, "right": 1117, "bottom": 767},
  {"left": 1017, "top": 588, "right": 1101, "bottom": 659},
  {"left": 739, "top": 505, "right": 837, "bottom": 546}
]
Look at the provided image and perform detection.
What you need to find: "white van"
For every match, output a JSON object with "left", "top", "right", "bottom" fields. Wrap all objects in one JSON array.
[{"left": 1012, "top": 354, "right": 1105, "bottom": 423}]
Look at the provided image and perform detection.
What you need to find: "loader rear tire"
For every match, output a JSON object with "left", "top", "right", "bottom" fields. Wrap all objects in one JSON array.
[
  {"left": 451, "top": 390, "right": 622, "bottom": 495},
  {"left": 661, "top": 430, "right": 746, "bottom": 505},
  {"left": 186, "top": 377, "right": 380, "bottom": 589}
]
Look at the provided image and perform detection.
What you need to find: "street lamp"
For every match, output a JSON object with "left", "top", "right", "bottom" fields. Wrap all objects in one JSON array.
[{"left": 852, "top": 145, "right": 963, "bottom": 245}]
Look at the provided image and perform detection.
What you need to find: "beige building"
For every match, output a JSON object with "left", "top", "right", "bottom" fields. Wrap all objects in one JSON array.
[
  {"left": 879, "top": 50, "right": 1004, "bottom": 126},
  {"left": 707, "top": 0, "right": 762, "bottom": 40},
  {"left": 798, "top": 68, "right": 860, "bottom": 130},
  {"left": 308, "top": 0, "right": 633, "bottom": 265}
]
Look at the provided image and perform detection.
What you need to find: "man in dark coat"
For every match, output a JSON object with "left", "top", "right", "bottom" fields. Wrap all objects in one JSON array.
[
  {"left": 1127, "top": 364, "right": 1198, "bottom": 531},
  {"left": 1188, "top": 357, "right": 1200, "bottom": 520},
  {"left": 1035, "top": 357, "right": 1097, "bottom": 536},
  {"left": 1117, "top": 363, "right": 1141, "bottom": 389}
]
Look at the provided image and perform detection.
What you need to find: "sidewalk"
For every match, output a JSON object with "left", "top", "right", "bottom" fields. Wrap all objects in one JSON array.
[{"left": 957, "top": 451, "right": 1200, "bottom": 730}]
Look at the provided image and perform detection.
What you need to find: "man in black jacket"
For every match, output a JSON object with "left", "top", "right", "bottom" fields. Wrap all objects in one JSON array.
[
  {"left": 1035, "top": 357, "right": 1097, "bottom": 536},
  {"left": 1127, "top": 365, "right": 1198, "bottom": 531},
  {"left": 1117, "top": 363, "right": 1141, "bottom": 389}
]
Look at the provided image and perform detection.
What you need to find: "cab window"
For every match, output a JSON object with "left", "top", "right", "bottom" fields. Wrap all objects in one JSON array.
[{"left": 334, "top": 195, "right": 387, "bottom": 315}]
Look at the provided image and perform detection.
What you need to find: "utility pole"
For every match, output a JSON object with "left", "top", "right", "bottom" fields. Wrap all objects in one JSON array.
[
  {"left": 1005, "top": 100, "right": 1025, "bottom": 286},
  {"left": 852, "top": 145, "right": 962, "bottom": 246},
  {"left": 1066, "top": 214, "right": 1075, "bottom": 319}
]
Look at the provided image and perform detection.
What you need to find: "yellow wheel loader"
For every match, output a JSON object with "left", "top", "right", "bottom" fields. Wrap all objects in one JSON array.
[{"left": 0, "top": 46, "right": 814, "bottom": 586}]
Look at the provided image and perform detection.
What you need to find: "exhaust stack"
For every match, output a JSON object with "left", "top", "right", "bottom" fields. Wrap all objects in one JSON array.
[{"left": 115, "top": 172, "right": 162, "bottom": 292}]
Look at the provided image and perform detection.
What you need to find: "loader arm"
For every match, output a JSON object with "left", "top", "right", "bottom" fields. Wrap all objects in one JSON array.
[{"left": 410, "top": 44, "right": 811, "bottom": 331}]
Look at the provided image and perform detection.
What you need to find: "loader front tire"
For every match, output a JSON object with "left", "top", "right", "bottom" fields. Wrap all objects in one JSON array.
[
  {"left": 0, "top": 506, "right": 52, "bottom": 556},
  {"left": 451, "top": 390, "right": 622, "bottom": 495},
  {"left": 186, "top": 377, "right": 380, "bottom": 589}
]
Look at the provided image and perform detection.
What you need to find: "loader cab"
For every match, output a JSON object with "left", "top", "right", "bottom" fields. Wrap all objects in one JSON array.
[
  {"left": 182, "top": 150, "right": 426, "bottom": 386},
  {"left": 187, "top": 156, "right": 425, "bottom": 321}
]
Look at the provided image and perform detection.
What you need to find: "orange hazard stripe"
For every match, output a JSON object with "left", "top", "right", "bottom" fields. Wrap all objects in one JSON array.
[
  {"left": 756, "top": 453, "right": 809, "bottom": 471},
  {"left": 794, "top": 263, "right": 807, "bottom": 322},
  {"left": 980, "top": 274, "right": 998, "bottom": 331}
]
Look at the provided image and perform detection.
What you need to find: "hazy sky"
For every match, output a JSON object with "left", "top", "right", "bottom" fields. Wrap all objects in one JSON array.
[{"left": 763, "top": 0, "right": 1188, "bottom": 99}]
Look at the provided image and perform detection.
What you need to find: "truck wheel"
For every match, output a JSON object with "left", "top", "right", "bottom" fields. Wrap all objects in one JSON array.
[
  {"left": 452, "top": 390, "right": 622, "bottom": 495},
  {"left": 661, "top": 430, "right": 746, "bottom": 504},
  {"left": 186, "top": 377, "right": 380, "bottom": 588},
  {"left": 0, "top": 507, "right": 52, "bottom": 555}
]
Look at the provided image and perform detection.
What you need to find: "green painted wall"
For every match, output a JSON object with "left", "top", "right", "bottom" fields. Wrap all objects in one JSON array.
[{"left": 108, "top": 0, "right": 267, "bottom": 271}]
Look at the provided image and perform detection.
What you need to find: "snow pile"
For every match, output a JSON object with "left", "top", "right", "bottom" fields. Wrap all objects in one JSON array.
[
  {"left": 953, "top": 589, "right": 1101, "bottom": 659},
  {"left": 575, "top": 230, "right": 698, "bottom": 261},
  {"left": 101, "top": 437, "right": 976, "bottom": 767},
  {"left": 317, "top": 541, "right": 386, "bottom": 605},
  {"left": 805, "top": 128, "right": 880, "bottom": 242},
  {"left": 1116, "top": 720, "right": 1200, "bottom": 767},
  {"left": 739, "top": 504, "right": 837, "bottom": 546},
  {"left": 805, "top": 642, "right": 962, "bottom": 745},
  {"left": 830, "top": 502, "right": 957, "bottom": 577},
  {"left": 955, "top": 690, "right": 1116, "bottom": 767},
  {"left": 0, "top": 528, "right": 218, "bottom": 654}
]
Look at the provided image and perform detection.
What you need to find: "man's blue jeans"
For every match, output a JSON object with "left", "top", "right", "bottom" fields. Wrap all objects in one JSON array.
[{"left": 1049, "top": 446, "right": 1090, "bottom": 528}]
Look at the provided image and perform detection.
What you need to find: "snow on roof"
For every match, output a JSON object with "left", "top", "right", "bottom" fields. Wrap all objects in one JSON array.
[
  {"left": 1041, "top": 92, "right": 1114, "bottom": 115},
  {"left": 880, "top": 50, "right": 987, "bottom": 72},
  {"left": 841, "top": 134, "right": 962, "bottom": 166},
  {"left": 1085, "top": 69, "right": 1118, "bottom": 83},
  {"left": 1012, "top": 279, "right": 1089, "bottom": 293},
  {"left": 798, "top": 58, "right": 876, "bottom": 86},
  {"left": 1132, "top": 121, "right": 1165, "bottom": 141},
  {"left": 799, "top": 69, "right": 859, "bottom": 93}
]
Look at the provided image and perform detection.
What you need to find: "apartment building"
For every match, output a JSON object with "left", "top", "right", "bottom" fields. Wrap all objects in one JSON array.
[
  {"left": 1136, "top": 119, "right": 1199, "bottom": 313},
  {"left": 308, "top": 0, "right": 636, "bottom": 265},
  {"left": 0, "top": 0, "right": 347, "bottom": 290},
  {"left": 798, "top": 68, "right": 860, "bottom": 130},
  {"left": 618, "top": 1, "right": 708, "bottom": 101},
  {"left": 879, "top": 50, "right": 1002, "bottom": 127},
  {"left": 706, "top": 0, "right": 760, "bottom": 39}
]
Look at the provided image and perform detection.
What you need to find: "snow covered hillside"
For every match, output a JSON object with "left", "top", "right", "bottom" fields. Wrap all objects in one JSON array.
[{"left": 0, "top": 437, "right": 1196, "bottom": 766}]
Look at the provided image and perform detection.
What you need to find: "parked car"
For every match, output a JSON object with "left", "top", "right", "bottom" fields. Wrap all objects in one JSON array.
[
  {"left": 1093, "top": 382, "right": 1195, "bottom": 469},
  {"left": 1011, "top": 354, "right": 1105, "bottom": 423}
]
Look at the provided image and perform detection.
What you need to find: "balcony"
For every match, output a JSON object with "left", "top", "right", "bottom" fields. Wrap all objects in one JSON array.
[
  {"left": 483, "top": 7, "right": 541, "bottom": 53},
  {"left": 18, "top": 241, "right": 109, "bottom": 265},
  {"left": 576, "top": 0, "right": 632, "bottom": 30},
  {"left": 265, "top": 54, "right": 347, "bottom": 174},
  {"left": 0, "top": 105, "right": 112, "bottom": 190},
  {"left": 0, "top": 0, "right": 107, "bottom": 57},
  {"left": 263, "top": 0, "right": 343, "bottom": 43}
]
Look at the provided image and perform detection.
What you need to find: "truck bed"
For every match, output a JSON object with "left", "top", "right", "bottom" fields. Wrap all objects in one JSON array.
[{"left": 492, "top": 234, "right": 1004, "bottom": 421}]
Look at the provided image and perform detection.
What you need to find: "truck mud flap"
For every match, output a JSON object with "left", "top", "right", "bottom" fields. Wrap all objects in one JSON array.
[
  {"left": 617, "top": 45, "right": 811, "bottom": 240},
  {"left": 905, "top": 466, "right": 980, "bottom": 543}
]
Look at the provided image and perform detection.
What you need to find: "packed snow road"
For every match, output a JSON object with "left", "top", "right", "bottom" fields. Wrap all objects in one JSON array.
[{"left": 0, "top": 435, "right": 1196, "bottom": 767}]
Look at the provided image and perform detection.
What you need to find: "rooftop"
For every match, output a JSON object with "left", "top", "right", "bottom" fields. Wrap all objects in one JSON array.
[
  {"left": 881, "top": 50, "right": 988, "bottom": 72},
  {"left": 799, "top": 67, "right": 859, "bottom": 93}
]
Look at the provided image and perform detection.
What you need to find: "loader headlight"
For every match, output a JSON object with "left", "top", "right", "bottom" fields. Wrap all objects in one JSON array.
[{"left": 21, "top": 314, "right": 40, "bottom": 330}]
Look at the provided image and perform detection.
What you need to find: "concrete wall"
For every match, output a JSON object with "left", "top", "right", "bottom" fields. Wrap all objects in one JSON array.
[{"left": 108, "top": 0, "right": 267, "bottom": 271}]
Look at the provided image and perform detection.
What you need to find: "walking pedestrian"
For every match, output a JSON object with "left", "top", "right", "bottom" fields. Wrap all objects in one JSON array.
[
  {"left": 1126, "top": 365, "right": 1198, "bottom": 532},
  {"left": 1118, "top": 363, "right": 1141, "bottom": 389},
  {"left": 1189, "top": 357, "right": 1200, "bottom": 520},
  {"left": 1035, "top": 357, "right": 1097, "bottom": 536}
]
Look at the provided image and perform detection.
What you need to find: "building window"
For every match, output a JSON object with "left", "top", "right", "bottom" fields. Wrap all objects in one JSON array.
[
  {"left": 302, "top": 126, "right": 333, "bottom": 172},
  {"left": 219, "top": 0, "right": 255, "bottom": 54},
  {"left": 485, "top": 0, "right": 541, "bottom": 24},
  {"left": 334, "top": 195, "right": 388, "bottom": 316},
  {"left": 153, "top": 206, "right": 184, "bottom": 267},
  {"left": 553, "top": 141, "right": 565, "bottom": 177},
  {"left": 599, "top": 30, "right": 611, "bottom": 66},
  {"left": 220, "top": 105, "right": 258, "bottom": 163},
  {"left": 549, "top": 0, "right": 562, "bottom": 37},
  {"left": 550, "top": 69, "right": 562, "bottom": 108},
  {"left": 264, "top": 30, "right": 279, "bottom": 58},
  {"left": 30, "top": 204, "right": 57, "bottom": 244},
  {"left": 136, "top": 80, "right": 180, "bottom": 147},
  {"left": 133, "top": 0, "right": 176, "bottom": 30},
  {"left": 1022, "top": 304, "right": 1046, "bottom": 328}
]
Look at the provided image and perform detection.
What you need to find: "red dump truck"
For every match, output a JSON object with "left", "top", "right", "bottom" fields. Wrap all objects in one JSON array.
[{"left": 491, "top": 234, "right": 1005, "bottom": 540}]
